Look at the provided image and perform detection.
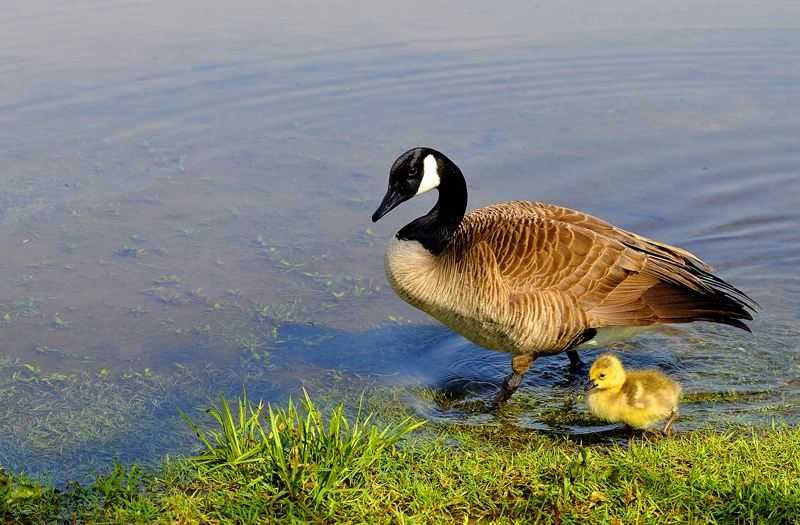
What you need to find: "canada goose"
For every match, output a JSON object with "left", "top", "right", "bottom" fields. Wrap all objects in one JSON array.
[
  {"left": 372, "top": 147, "right": 757, "bottom": 405},
  {"left": 586, "top": 353, "right": 681, "bottom": 434}
]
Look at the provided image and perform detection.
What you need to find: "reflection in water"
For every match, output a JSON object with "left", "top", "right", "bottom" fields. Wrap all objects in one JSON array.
[{"left": 0, "top": 1, "right": 799, "bottom": 482}]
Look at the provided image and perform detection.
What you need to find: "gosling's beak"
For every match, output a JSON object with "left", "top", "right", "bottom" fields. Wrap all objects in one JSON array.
[
  {"left": 584, "top": 380, "right": 598, "bottom": 392},
  {"left": 371, "top": 188, "right": 408, "bottom": 222}
]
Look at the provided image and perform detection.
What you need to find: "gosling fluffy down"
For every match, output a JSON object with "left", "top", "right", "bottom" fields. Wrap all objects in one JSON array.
[{"left": 587, "top": 354, "right": 681, "bottom": 433}]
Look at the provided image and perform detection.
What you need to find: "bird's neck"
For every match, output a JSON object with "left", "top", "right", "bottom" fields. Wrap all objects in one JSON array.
[
  {"left": 607, "top": 380, "right": 625, "bottom": 394},
  {"left": 397, "top": 164, "right": 467, "bottom": 255}
]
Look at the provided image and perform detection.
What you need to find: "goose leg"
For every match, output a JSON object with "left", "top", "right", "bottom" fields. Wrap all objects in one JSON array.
[
  {"left": 663, "top": 409, "right": 679, "bottom": 435},
  {"left": 567, "top": 349, "right": 583, "bottom": 370},
  {"left": 492, "top": 354, "right": 535, "bottom": 407}
]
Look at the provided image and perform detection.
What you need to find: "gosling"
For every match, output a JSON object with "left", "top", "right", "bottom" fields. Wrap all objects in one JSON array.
[{"left": 586, "top": 354, "right": 681, "bottom": 434}]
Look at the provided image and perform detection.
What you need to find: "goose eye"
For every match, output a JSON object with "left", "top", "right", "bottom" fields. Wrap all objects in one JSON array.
[{"left": 599, "top": 373, "right": 606, "bottom": 379}]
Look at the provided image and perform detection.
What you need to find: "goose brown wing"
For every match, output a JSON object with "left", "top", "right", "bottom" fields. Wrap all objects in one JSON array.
[
  {"left": 504, "top": 201, "right": 713, "bottom": 271},
  {"left": 457, "top": 202, "right": 756, "bottom": 331}
]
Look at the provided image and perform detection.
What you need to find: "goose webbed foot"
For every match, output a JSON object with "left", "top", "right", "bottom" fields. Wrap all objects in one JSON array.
[
  {"left": 492, "top": 354, "right": 535, "bottom": 408},
  {"left": 492, "top": 371, "right": 524, "bottom": 407}
]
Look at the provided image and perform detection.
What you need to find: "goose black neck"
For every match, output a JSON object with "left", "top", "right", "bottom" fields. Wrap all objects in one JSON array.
[{"left": 397, "top": 162, "right": 467, "bottom": 255}]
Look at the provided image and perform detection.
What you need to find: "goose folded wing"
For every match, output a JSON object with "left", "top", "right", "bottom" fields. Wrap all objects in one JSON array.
[{"left": 464, "top": 203, "right": 756, "bottom": 331}]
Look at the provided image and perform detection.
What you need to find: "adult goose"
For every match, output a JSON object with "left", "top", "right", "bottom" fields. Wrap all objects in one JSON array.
[{"left": 372, "top": 147, "right": 757, "bottom": 405}]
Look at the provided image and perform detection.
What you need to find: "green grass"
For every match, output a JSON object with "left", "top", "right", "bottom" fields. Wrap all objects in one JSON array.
[
  {"left": 1, "top": 393, "right": 798, "bottom": 524},
  {"left": 184, "top": 390, "right": 423, "bottom": 508}
]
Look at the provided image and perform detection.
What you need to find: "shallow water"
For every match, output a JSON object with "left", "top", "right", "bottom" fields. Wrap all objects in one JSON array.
[{"left": 1, "top": 1, "right": 799, "bottom": 483}]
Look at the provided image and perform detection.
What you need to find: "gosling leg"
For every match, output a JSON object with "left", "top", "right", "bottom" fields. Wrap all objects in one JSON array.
[
  {"left": 567, "top": 349, "right": 583, "bottom": 370},
  {"left": 663, "top": 409, "right": 679, "bottom": 435},
  {"left": 492, "top": 354, "right": 535, "bottom": 407}
]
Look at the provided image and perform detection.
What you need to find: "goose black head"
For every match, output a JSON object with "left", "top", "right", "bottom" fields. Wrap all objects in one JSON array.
[{"left": 372, "top": 147, "right": 446, "bottom": 222}]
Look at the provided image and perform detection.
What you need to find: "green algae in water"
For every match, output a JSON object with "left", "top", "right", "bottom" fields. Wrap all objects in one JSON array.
[{"left": 683, "top": 390, "right": 776, "bottom": 404}]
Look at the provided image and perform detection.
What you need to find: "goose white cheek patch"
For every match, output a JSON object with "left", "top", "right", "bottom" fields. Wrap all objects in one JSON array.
[{"left": 415, "top": 154, "right": 440, "bottom": 195}]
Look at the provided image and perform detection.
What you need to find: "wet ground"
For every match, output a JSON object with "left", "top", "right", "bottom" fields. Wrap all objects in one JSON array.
[{"left": 1, "top": 1, "right": 798, "bottom": 483}]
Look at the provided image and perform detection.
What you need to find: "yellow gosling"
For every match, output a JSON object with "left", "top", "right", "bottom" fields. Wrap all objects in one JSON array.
[{"left": 586, "top": 354, "right": 681, "bottom": 434}]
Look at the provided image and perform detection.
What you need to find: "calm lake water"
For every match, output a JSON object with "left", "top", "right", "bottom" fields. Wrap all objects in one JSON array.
[{"left": 1, "top": 1, "right": 799, "bottom": 483}]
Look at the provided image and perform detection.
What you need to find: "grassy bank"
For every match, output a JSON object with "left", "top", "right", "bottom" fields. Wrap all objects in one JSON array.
[{"left": 2, "top": 393, "right": 799, "bottom": 524}]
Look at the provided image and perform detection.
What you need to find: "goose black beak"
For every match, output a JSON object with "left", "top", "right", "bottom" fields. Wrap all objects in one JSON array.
[
  {"left": 372, "top": 189, "right": 408, "bottom": 222},
  {"left": 584, "top": 381, "right": 598, "bottom": 392}
]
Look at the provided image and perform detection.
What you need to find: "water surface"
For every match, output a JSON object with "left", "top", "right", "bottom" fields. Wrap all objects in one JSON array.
[{"left": 1, "top": 1, "right": 799, "bottom": 483}]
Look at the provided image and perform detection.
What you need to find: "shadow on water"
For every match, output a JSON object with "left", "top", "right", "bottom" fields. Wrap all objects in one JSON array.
[
  {"left": 263, "top": 320, "right": 797, "bottom": 435},
  {"left": 0, "top": 315, "right": 797, "bottom": 484},
  {"left": 1, "top": 319, "right": 599, "bottom": 482}
]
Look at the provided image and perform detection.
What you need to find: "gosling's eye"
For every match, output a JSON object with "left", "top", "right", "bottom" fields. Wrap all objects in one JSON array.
[{"left": 599, "top": 373, "right": 606, "bottom": 379}]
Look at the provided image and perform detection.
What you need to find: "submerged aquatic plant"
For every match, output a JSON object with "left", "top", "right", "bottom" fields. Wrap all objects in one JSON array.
[
  {"left": 182, "top": 390, "right": 423, "bottom": 507},
  {"left": 182, "top": 392, "right": 266, "bottom": 469}
]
